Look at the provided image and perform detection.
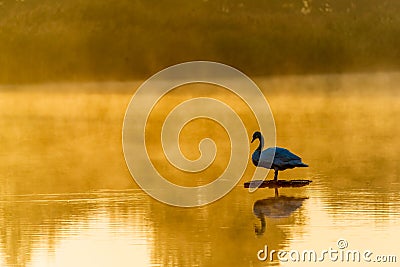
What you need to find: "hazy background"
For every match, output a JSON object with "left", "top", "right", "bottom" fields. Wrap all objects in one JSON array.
[
  {"left": 1, "top": 1, "right": 400, "bottom": 267},
  {"left": 1, "top": 0, "right": 400, "bottom": 83}
]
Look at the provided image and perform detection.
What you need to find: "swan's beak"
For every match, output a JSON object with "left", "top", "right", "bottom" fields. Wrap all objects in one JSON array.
[{"left": 251, "top": 137, "right": 256, "bottom": 143}]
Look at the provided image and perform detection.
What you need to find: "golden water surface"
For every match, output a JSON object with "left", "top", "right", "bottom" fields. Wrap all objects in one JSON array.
[{"left": 0, "top": 73, "right": 399, "bottom": 266}]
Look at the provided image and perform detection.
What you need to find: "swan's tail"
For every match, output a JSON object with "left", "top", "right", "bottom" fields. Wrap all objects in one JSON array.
[{"left": 298, "top": 163, "right": 308, "bottom": 167}]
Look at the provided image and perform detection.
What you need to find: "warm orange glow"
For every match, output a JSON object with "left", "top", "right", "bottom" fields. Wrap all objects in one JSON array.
[{"left": 0, "top": 73, "right": 399, "bottom": 266}]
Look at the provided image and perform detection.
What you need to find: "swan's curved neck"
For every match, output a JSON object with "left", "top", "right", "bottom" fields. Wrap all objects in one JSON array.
[
  {"left": 252, "top": 134, "right": 264, "bottom": 166},
  {"left": 255, "top": 212, "right": 266, "bottom": 235},
  {"left": 256, "top": 135, "right": 264, "bottom": 152}
]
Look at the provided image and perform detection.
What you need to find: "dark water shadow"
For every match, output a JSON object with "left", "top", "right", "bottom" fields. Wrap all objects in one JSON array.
[{"left": 253, "top": 188, "right": 308, "bottom": 236}]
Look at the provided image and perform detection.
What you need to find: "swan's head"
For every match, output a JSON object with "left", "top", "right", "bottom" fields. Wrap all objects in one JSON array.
[{"left": 251, "top": 131, "right": 262, "bottom": 143}]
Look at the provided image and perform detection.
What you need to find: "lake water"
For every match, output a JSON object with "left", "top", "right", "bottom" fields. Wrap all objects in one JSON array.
[{"left": 0, "top": 73, "right": 399, "bottom": 266}]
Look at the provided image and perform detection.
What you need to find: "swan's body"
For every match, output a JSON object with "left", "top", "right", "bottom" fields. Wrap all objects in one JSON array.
[
  {"left": 251, "top": 131, "right": 308, "bottom": 181},
  {"left": 253, "top": 193, "right": 307, "bottom": 235}
]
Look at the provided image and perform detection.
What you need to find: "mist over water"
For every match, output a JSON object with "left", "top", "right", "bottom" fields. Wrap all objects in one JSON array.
[
  {"left": 2, "top": 1, "right": 399, "bottom": 265},
  {"left": 0, "top": 73, "right": 399, "bottom": 266}
]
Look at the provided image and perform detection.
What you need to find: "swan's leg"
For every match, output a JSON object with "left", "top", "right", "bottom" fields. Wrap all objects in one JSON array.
[
  {"left": 274, "top": 188, "right": 279, "bottom": 197},
  {"left": 274, "top": 170, "right": 278, "bottom": 181}
]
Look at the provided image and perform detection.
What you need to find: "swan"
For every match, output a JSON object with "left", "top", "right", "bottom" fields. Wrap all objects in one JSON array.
[
  {"left": 253, "top": 189, "right": 308, "bottom": 235},
  {"left": 251, "top": 131, "right": 308, "bottom": 181}
]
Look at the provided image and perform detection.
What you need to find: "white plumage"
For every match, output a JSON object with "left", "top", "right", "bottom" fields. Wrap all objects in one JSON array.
[{"left": 251, "top": 131, "right": 308, "bottom": 181}]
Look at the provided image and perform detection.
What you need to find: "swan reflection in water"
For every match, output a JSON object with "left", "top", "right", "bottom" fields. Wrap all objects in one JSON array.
[{"left": 253, "top": 188, "right": 308, "bottom": 235}]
